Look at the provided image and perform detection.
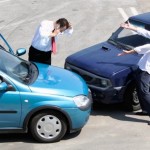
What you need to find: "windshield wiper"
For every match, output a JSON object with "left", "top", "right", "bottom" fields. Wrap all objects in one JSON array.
[
  {"left": 115, "top": 41, "right": 133, "bottom": 50},
  {"left": 108, "top": 39, "right": 124, "bottom": 49},
  {"left": 108, "top": 39, "right": 118, "bottom": 46},
  {"left": 115, "top": 41, "right": 125, "bottom": 49},
  {"left": 108, "top": 39, "right": 132, "bottom": 50}
]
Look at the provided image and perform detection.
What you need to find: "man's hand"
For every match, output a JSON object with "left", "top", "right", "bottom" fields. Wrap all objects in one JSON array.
[
  {"left": 120, "top": 21, "right": 137, "bottom": 31},
  {"left": 118, "top": 50, "right": 128, "bottom": 56},
  {"left": 68, "top": 22, "right": 73, "bottom": 29},
  {"left": 117, "top": 49, "right": 136, "bottom": 56},
  {"left": 50, "top": 29, "right": 60, "bottom": 37}
]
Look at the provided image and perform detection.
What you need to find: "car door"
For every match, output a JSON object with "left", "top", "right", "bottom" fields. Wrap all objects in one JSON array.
[
  {"left": 0, "top": 34, "right": 14, "bottom": 54},
  {"left": 0, "top": 75, "right": 21, "bottom": 128}
]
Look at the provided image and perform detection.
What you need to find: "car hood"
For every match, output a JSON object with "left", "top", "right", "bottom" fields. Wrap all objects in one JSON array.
[
  {"left": 29, "top": 63, "right": 88, "bottom": 97},
  {"left": 66, "top": 41, "right": 142, "bottom": 78}
]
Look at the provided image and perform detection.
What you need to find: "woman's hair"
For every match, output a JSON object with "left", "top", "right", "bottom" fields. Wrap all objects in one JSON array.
[{"left": 56, "top": 18, "right": 69, "bottom": 28}]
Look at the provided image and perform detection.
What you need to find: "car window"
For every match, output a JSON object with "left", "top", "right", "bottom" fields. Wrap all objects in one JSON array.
[
  {"left": 0, "top": 49, "right": 28, "bottom": 83},
  {"left": 109, "top": 21, "right": 150, "bottom": 49},
  {"left": 0, "top": 75, "right": 16, "bottom": 91},
  {"left": 117, "top": 28, "right": 149, "bottom": 47},
  {"left": 0, "top": 76, "right": 2, "bottom": 83},
  {"left": 0, "top": 36, "right": 11, "bottom": 52},
  {"left": 0, "top": 49, "right": 38, "bottom": 84}
]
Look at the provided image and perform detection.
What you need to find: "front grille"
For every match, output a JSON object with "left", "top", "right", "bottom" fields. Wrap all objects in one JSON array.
[
  {"left": 72, "top": 68, "right": 93, "bottom": 83},
  {"left": 66, "top": 63, "right": 112, "bottom": 89}
]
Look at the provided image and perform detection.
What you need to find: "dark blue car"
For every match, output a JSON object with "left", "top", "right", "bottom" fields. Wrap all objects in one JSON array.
[{"left": 65, "top": 12, "right": 150, "bottom": 111}]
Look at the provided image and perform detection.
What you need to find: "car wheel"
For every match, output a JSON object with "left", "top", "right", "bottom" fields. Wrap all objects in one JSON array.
[
  {"left": 30, "top": 110, "right": 67, "bottom": 143},
  {"left": 124, "top": 82, "right": 141, "bottom": 111}
]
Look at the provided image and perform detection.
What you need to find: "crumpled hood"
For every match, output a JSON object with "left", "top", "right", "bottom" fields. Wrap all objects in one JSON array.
[
  {"left": 29, "top": 63, "right": 88, "bottom": 97},
  {"left": 66, "top": 42, "right": 142, "bottom": 78}
]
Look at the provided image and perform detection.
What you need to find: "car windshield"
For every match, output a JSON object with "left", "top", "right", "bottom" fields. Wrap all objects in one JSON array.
[
  {"left": 0, "top": 48, "right": 38, "bottom": 84},
  {"left": 108, "top": 20, "right": 150, "bottom": 50}
]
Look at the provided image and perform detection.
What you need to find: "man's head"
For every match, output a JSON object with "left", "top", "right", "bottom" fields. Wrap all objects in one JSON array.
[{"left": 55, "top": 18, "right": 70, "bottom": 32}]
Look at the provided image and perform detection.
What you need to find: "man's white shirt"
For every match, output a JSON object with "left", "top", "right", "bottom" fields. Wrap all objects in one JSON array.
[
  {"left": 134, "top": 28, "right": 150, "bottom": 74},
  {"left": 31, "top": 20, "right": 73, "bottom": 52}
]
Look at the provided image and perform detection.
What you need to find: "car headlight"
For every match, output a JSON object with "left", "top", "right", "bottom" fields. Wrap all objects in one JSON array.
[
  {"left": 92, "top": 78, "right": 112, "bottom": 88},
  {"left": 73, "top": 95, "right": 91, "bottom": 110},
  {"left": 64, "top": 63, "right": 72, "bottom": 70},
  {"left": 65, "top": 65, "right": 71, "bottom": 70}
]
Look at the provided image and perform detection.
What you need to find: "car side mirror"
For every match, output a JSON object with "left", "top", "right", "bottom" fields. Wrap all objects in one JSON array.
[
  {"left": 16, "top": 48, "right": 26, "bottom": 56},
  {"left": 0, "top": 82, "right": 8, "bottom": 91}
]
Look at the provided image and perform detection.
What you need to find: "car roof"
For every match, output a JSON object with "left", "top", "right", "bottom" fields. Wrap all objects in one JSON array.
[{"left": 129, "top": 12, "right": 150, "bottom": 25}]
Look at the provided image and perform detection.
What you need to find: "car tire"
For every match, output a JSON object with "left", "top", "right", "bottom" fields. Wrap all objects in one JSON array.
[
  {"left": 30, "top": 110, "right": 67, "bottom": 143},
  {"left": 123, "top": 82, "right": 141, "bottom": 111}
]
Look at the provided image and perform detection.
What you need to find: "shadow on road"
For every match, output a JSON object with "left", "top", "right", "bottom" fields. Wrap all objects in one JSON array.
[
  {"left": 0, "top": 133, "right": 36, "bottom": 143},
  {"left": 91, "top": 102, "right": 148, "bottom": 124},
  {"left": 0, "top": 131, "right": 81, "bottom": 143}
]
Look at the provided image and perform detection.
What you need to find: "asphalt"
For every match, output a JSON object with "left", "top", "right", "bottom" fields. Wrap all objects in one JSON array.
[{"left": 0, "top": 0, "right": 150, "bottom": 150}]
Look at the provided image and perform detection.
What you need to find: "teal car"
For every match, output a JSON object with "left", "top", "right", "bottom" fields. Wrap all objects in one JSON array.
[{"left": 0, "top": 34, "right": 92, "bottom": 143}]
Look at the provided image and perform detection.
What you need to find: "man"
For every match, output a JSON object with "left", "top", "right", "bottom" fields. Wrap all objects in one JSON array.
[
  {"left": 118, "top": 21, "right": 150, "bottom": 121},
  {"left": 28, "top": 18, "right": 73, "bottom": 65}
]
